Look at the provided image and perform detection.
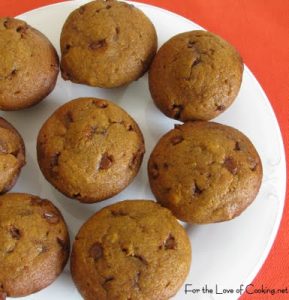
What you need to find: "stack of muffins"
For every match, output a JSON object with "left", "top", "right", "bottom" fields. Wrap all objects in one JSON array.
[{"left": 0, "top": 1, "right": 263, "bottom": 300}]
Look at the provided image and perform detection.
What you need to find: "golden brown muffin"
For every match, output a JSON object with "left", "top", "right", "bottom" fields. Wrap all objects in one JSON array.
[
  {"left": 71, "top": 200, "right": 191, "bottom": 300},
  {"left": 0, "top": 17, "right": 59, "bottom": 110},
  {"left": 60, "top": 0, "right": 157, "bottom": 88},
  {"left": 148, "top": 122, "right": 263, "bottom": 224},
  {"left": 0, "top": 117, "right": 25, "bottom": 193},
  {"left": 0, "top": 193, "right": 70, "bottom": 298},
  {"left": 149, "top": 30, "right": 243, "bottom": 121},
  {"left": 37, "top": 98, "right": 145, "bottom": 203}
]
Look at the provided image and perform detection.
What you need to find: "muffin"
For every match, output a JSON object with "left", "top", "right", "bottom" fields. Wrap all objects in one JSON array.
[
  {"left": 149, "top": 30, "right": 243, "bottom": 121},
  {"left": 37, "top": 98, "right": 145, "bottom": 203},
  {"left": 0, "top": 17, "right": 59, "bottom": 110},
  {"left": 0, "top": 193, "right": 70, "bottom": 298},
  {"left": 148, "top": 121, "right": 263, "bottom": 224},
  {"left": 0, "top": 117, "right": 25, "bottom": 193},
  {"left": 60, "top": 0, "right": 157, "bottom": 88},
  {"left": 71, "top": 200, "right": 191, "bottom": 300}
]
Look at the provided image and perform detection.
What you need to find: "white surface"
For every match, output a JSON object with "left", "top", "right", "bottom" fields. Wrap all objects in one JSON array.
[{"left": 6, "top": 1, "right": 285, "bottom": 299}]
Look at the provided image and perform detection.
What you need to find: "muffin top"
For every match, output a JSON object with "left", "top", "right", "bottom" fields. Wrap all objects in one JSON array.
[
  {"left": 148, "top": 121, "right": 262, "bottom": 223},
  {"left": 60, "top": 0, "right": 157, "bottom": 88},
  {"left": 149, "top": 30, "right": 243, "bottom": 121},
  {"left": 37, "top": 98, "right": 145, "bottom": 203},
  {"left": 0, "top": 17, "right": 59, "bottom": 110},
  {"left": 0, "top": 117, "right": 25, "bottom": 193},
  {"left": 71, "top": 200, "right": 191, "bottom": 300},
  {"left": 0, "top": 193, "right": 70, "bottom": 297}
]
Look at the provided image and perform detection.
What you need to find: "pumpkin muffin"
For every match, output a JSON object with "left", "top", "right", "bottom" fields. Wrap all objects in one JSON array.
[
  {"left": 60, "top": 0, "right": 157, "bottom": 88},
  {"left": 0, "top": 17, "right": 59, "bottom": 110},
  {"left": 71, "top": 200, "right": 191, "bottom": 300},
  {"left": 0, "top": 193, "right": 70, "bottom": 298},
  {"left": 149, "top": 30, "right": 243, "bottom": 121},
  {"left": 37, "top": 98, "right": 145, "bottom": 203},
  {"left": 148, "top": 121, "right": 263, "bottom": 224},
  {"left": 0, "top": 117, "right": 25, "bottom": 193}
]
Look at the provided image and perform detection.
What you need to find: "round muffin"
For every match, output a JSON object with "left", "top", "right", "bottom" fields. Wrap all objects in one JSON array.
[
  {"left": 71, "top": 200, "right": 191, "bottom": 300},
  {"left": 37, "top": 98, "right": 145, "bottom": 203},
  {"left": 0, "top": 117, "right": 25, "bottom": 193},
  {"left": 0, "top": 17, "right": 59, "bottom": 110},
  {"left": 60, "top": 0, "right": 157, "bottom": 88},
  {"left": 0, "top": 193, "right": 70, "bottom": 298},
  {"left": 149, "top": 30, "right": 243, "bottom": 121},
  {"left": 148, "top": 121, "right": 263, "bottom": 224}
]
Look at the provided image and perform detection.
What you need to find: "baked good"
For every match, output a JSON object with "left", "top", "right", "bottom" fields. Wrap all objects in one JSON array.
[
  {"left": 0, "top": 117, "right": 25, "bottom": 193},
  {"left": 149, "top": 30, "right": 243, "bottom": 121},
  {"left": 0, "top": 17, "right": 59, "bottom": 110},
  {"left": 0, "top": 193, "right": 70, "bottom": 297},
  {"left": 71, "top": 200, "right": 191, "bottom": 300},
  {"left": 37, "top": 97, "right": 145, "bottom": 203},
  {"left": 60, "top": 0, "right": 157, "bottom": 88},
  {"left": 148, "top": 121, "right": 263, "bottom": 223}
]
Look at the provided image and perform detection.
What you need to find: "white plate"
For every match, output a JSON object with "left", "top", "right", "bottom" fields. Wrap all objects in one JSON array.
[{"left": 5, "top": 1, "right": 285, "bottom": 299}]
